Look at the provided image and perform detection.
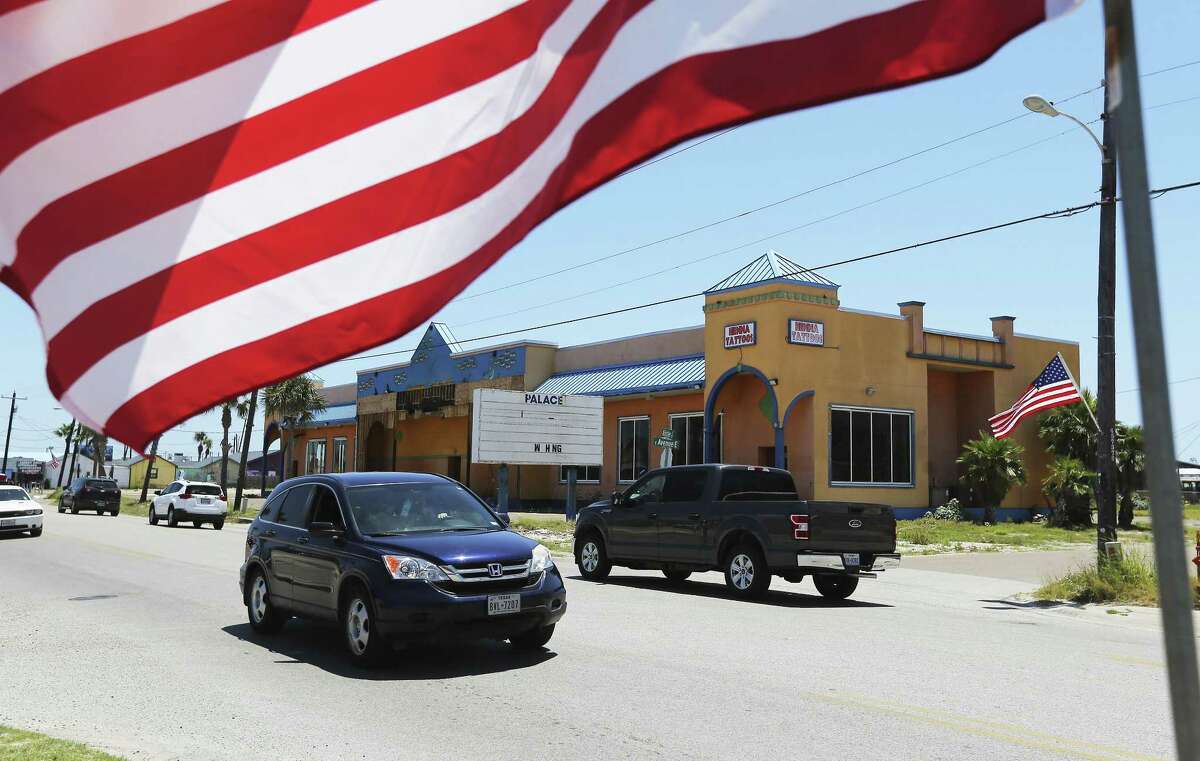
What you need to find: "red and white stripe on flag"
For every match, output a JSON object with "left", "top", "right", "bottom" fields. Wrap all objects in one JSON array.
[
  {"left": 0, "top": 0, "right": 1078, "bottom": 448},
  {"left": 989, "top": 354, "right": 1083, "bottom": 439}
]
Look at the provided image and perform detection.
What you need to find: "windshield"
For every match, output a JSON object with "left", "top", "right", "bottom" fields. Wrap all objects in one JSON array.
[
  {"left": 85, "top": 479, "right": 117, "bottom": 489},
  {"left": 188, "top": 484, "right": 222, "bottom": 496},
  {"left": 346, "top": 482, "right": 501, "bottom": 536},
  {"left": 0, "top": 489, "right": 30, "bottom": 502}
]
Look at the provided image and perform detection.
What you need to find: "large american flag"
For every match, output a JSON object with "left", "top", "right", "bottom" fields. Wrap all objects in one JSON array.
[
  {"left": 989, "top": 353, "right": 1083, "bottom": 439},
  {"left": 0, "top": 0, "right": 1076, "bottom": 448}
]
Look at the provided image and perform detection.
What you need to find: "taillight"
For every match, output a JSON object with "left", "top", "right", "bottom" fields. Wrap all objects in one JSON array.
[
  {"left": 789, "top": 514, "right": 810, "bottom": 540},
  {"left": 182, "top": 488, "right": 192, "bottom": 499},
  {"left": 219, "top": 491, "right": 227, "bottom": 502}
]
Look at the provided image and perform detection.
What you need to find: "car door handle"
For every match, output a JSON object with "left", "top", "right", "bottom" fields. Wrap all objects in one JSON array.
[
  {"left": 688, "top": 513, "right": 702, "bottom": 520},
  {"left": 296, "top": 536, "right": 309, "bottom": 545},
  {"left": 262, "top": 529, "right": 276, "bottom": 538},
  {"left": 647, "top": 513, "right": 657, "bottom": 520}
]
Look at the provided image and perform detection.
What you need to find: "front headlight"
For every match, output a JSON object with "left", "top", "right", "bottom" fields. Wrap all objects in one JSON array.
[
  {"left": 530, "top": 543, "right": 555, "bottom": 573},
  {"left": 382, "top": 555, "right": 449, "bottom": 582}
]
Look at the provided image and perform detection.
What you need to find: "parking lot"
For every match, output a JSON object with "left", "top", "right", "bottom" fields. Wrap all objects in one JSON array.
[{"left": 0, "top": 505, "right": 1182, "bottom": 761}]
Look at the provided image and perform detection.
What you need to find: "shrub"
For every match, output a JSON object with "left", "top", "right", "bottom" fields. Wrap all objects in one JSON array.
[
  {"left": 899, "top": 515, "right": 938, "bottom": 545},
  {"left": 1043, "top": 456, "right": 1094, "bottom": 527},
  {"left": 933, "top": 498, "right": 965, "bottom": 521},
  {"left": 957, "top": 434, "right": 1027, "bottom": 524},
  {"left": 1034, "top": 552, "right": 1200, "bottom": 608}
]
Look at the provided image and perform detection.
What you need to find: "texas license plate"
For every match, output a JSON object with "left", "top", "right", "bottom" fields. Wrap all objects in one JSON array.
[
  {"left": 843, "top": 553, "right": 861, "bottom": 567},
  {"left": 200, "top": 498, "right": 211, "bottom": 505},
  {"left": 487, "top": 594, "right": 521, "bottom": 616},
  {"left": 0, "top": 519, "right": 14, "bottom": 527}
]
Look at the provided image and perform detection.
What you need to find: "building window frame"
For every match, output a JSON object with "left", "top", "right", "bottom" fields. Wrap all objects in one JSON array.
[
  {"left": 667, "top": 412, "right": 707, "bottom": 466},
  {"left": 559, "top": 465, "right": 601, "bottom": 484},
  {"left": 617, "top": 416, "right": 650, "bottom": 484},
  {"left": 828, "top": 404, "right": 914, "bottom": 488},
  {"left": 305, "top": 438, "right": 328, "bottom": 475},
  {"left": 332, "top": 437, "right": 348, "bottom": 473}
]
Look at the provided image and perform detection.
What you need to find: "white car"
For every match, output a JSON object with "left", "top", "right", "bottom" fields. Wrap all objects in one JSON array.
[
  {"left": 149, "top": 480, "right": 227, "bottom": 529},
  {"left": 0, "top": 485, "right": 43, "bottom": 537}
]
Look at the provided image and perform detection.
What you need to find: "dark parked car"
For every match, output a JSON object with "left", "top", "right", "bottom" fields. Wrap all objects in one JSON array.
[
  {"left": 240, "top": 472, "right": 567, "bottom": 665},
  {"left": 574, "top": 464, "right": 899, "bottom": 600},
  {"left": 58, "top": 476, "right": 121, "bottom": 516}
]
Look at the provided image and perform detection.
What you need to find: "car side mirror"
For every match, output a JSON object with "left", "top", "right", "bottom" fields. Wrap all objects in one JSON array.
[
  {"left": 496, "top": 512, "right": 511, "bottom": 527},
  {"left": 309, "top": 521, "right": 345, "bottom": 538},
  {"left": 154, "top": 489, "right": 162, "bottom": 496},
  {"left": 611, "top": 491, "right": 625, "bottom": 506}
]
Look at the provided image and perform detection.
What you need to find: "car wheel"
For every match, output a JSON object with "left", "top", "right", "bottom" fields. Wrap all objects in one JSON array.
[
  {"left": 29, "top": 527, "right": 42, "bottom": 537},
  {"left": 341, "top": 587, "right": 387, "bottom": 665},
  {"left": 246, "top": 570, "right": 286, "bottom": 634},
  {"left": 167, "top": 507, "right": 178, "bottom": 527},
  {"left": 575, "top": 534, "right": 611, "bottom": 581},
  {"left": 510, "top": 624, "right": 555, "bottom": 651},
  {"left": 724, "top": 542, "right": 771, "bottom": 599},
  {"left": 70, "top": 503, "right": 79, "bottom": 515},
  {"left": 213, "top": 519, "right": 224, "bottom": 531},
  {"left": 193, "top": 520, "right": 202, "bottom": 529},
  {"left": 149, "top": 507, "right": 158, "bottom": 525},
  {"left": 111, "top": 509, "right": 120, "bottom": 516},
  {"left": 57, "top": 499, "right": 64, "bottom": 514},
  {"left": 813, "top": 574, "right": 859, "bottom": 601},
  {"left": 663, "top": 569, "right": 692, "bottom": 583}
]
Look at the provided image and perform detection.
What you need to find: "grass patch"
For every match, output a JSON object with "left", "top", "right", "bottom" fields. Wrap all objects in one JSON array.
[
  {"left": 508, "top": 513, "right": 574, "bottom": 555},
  {"left": 1035, "top": 552, "right": 1200, "bottom": 608},
  {"left": 898, "top": 515, "right": 1106, "bottom": 549},
  {"left": 0, "top": 725, "right": 124, "bottom": 760}
]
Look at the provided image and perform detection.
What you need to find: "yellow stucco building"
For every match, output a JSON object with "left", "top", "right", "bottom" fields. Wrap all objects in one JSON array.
[{"left": 291, "top": 250, "right": 1078, "bottom": 517}]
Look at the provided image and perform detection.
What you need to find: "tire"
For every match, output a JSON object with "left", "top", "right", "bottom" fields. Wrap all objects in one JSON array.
[
  {"left": 246, "top": 569, "right": 287, "bottom": 634},
  {"left": 575, "top": 534, "right": 611, "bottom": 581},
  {"left": 111, "top": 509, "right": 120, "bottom": 516},
  {"left": 193, "top": 520, "right": 202, "bottom": 529},
  {"left": 813, "top": 574, "right": 859, "bottom": 601},
  {"left": 723, "top": 542, "right": 771, "bottom": 599},
  {"left": 213, "top": 519, "right": 224, "bottom": 531},
  {"left": 149, "top": 507, "right": 158, "bottom": 525},
  {"left": 57, "top": 500, "right": 64, "bottom": 514},
  {"left": 167, "top": 507, "right": 178, "bottom": 527},
  {"left": 510, "top": 624, "right": 555, "bottom": 651},
  {"left": 29, "top": 528, "right": 42, "bottom": 537},
  {"left": 663, "top": 569, "right": 692, "bottom": 583},
  {"left": 70, "top": 503, "right": 79, "bottom": 515},
  {"left": 341, "top": 586, "right": 388, "bottom": 666}
]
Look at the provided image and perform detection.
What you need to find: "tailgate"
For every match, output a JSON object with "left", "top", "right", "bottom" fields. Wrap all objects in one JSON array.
[{"left": 803, "top": 502, "right": 895, "bottom": 552}]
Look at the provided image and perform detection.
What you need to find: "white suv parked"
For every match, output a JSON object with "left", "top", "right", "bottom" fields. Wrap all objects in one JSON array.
[
  {"left": 149, "top": 480, "right": 227, "bottom": 529},
  {"left": 0, "top": 485, "right": 42, "bottom": 537}
]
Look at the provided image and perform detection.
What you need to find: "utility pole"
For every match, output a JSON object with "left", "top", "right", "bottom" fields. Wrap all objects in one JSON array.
[
  {"left": 1095, "top": 74, "right": 1119, "bottom": 559},
  {"left": 1, "top": 391, "right": 27, "bottom": 474}
]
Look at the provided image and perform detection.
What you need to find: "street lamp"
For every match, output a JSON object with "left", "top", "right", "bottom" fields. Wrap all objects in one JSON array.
[{"left": 1023, "top": 91, "right": 1119, "bottom": 560}]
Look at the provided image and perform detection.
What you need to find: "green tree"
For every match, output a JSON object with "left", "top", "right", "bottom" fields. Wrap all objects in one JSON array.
[
  {"left": 52, "top": 421, "right": 75, "bottom": 489},
  {"left": 206, "top": 399, "right": 238, "bottom": 488},
  {"left": 233, "top": 390, "right": 260, "bottom": 511},
  {"left": 1037, "top": 389, "right": 1097, "bottom": 469},
  {"left": 1114, "top": 423, "right": 1145, "bottom": 529},
  {"left": 264, "top": 376, "right": 325, "bottom": 481},
  {"left": 74, "top": 424, "right": 107, "bottom": 477},
  {"left": 193, "top": 431, "right": 212, "bottom": 462},
  {"left": 1042, "top": 456, "right": 1095, "bottom": 527},
  {"left": 138, "top": 436, "right": 160, "bottom": 504},
  {"left": 956, "top": 433, "right": 1027, "bottom": 523}
]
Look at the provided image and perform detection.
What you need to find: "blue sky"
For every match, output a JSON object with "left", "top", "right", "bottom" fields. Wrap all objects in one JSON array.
[{"left": 3, "top": 1, "right": 1198, "bottom": 463}]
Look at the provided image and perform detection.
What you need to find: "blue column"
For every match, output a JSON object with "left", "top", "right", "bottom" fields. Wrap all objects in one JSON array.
[{"left": 774, "top": 425, "right": 786, "bottom": 469}]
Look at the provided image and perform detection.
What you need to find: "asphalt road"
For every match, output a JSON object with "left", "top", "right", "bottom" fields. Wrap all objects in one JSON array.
[{"left": 0, "top": 505, "right": 1190, "bottom": 761}]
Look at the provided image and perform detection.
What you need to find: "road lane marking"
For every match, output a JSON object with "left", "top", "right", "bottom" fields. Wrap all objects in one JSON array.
[
  {"left": 1106, "top": 654, "right": 1165, "bottom": 668},
  {"left": 819, "top": 690, "right": 1162, "bottom": 761}
]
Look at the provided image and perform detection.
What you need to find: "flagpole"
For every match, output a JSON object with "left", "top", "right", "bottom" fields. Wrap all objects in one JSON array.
[{"left": 1056, "top": 351, "right": 1100, "bottom": 434}]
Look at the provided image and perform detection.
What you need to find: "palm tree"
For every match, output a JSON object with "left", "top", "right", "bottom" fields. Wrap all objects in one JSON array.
[
  {"left": 956, "top": 433, "right": 1027, "bottom": 523},
  {"left": 233, "top": 390, "right": 260, "bottom": 511},
  {"left": 1043, "top": 456, "right": 1095, "bottom": 527},
  {"left": 205, "top": 399, "right": 238, "bottom": 488},
  {"left": 1114, "top": 423, "right": 1145, "bottom": 529},
  {"left": 1038, "top": 389, "right": 1098, "bottom": 469},
  {"left": 53, "top": 420, "right": 75, "bottom": 489},
  {"left": 73, "top": 424, "right": 105, "bottom": 477},
  {"left": 67, "top": 424, "right": 87, "bottom": 481},
  {"left": 194, "top": 431, "right": 212, "bottom": 463},
  {"left": 138, "top": 436, "right": 160, "bottom": 503},
  {"left": 264, "top": 376, "right": 326, "bottom": 481}
]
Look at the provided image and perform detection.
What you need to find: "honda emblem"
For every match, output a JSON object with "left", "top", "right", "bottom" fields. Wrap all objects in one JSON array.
[
  {"left": 848, "top": 519, "right": 863, "bottom": 528},
  {"left": 487, "top": 562, "right": 503, "bottom": 577}
]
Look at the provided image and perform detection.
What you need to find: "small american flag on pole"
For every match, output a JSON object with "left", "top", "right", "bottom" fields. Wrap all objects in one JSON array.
[{"left": 989, "top": 353, "right": 1083, "bottom": 439}]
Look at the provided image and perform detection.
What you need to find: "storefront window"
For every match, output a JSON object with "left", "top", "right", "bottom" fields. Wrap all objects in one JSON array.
[
  {"left": 559, "top": 465, "right": 600, "bottom": 483},
  {"left": 830, "top": 406, "right": 912, "bottom": 486},
  {"left": 305, "top": 439, "right": 327, "bottom": 475},
  {"left": 618, "top": 417, "right": 650, "bottom": 482},
  {"left": 669, "top": 413, "right": 703, "bottom": 465},
  {"left": 332, "top": 437, "right": 347, "bottom": 473}
]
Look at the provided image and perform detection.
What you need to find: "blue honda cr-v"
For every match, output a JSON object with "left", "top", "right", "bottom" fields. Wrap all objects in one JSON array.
[{"left": 239, "top": 472, "right": 567, "bottom": 664}]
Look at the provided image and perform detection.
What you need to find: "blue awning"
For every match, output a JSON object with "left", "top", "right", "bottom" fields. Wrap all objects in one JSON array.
[{"left": 535, "top": 355, "right": 705, "bottom": 397}]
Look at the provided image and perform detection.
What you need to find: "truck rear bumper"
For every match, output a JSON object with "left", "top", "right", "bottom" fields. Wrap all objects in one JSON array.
[{"left": 796, "top": 552, "right": 900, "bottom": 574}]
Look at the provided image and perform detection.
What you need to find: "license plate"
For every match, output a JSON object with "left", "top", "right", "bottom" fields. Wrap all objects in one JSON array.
[
  {"left": 200, "top": 497, "right": 211, "bottom": 505},
  {"left": 487, "top": 594, "right": 521, "bottom": 616},
  {"left": 0, "top": 519, "right": 14, "bottom": 527},
  {"left": 843, "top": 553, "right": 860, "bottom": 567}
]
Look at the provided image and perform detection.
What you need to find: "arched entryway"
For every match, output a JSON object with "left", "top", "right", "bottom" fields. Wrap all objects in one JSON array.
[
  {"left": 704, "top": 365, "right": 783, "bottom": 468},
  {"left": 783, "top": 390, "right": 816, "bottom": 499},
  {"left": 364, "top": 421, "right": 390, "bottom": 471}
]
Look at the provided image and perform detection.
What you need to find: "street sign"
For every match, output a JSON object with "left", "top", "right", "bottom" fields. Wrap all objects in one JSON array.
[
  {"left": 470, "top": 389, "right": 603, "bottom": 466},
  {"left": 653, "top": 427, "right": 679, "bottom": 449},
  {"left": 723, "top": 320, "right": 756, "bottom": 349}
]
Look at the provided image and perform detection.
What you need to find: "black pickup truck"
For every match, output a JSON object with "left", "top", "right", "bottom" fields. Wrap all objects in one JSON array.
[{"left": 573, "top": 464, "right": 899, "bottom": 600}]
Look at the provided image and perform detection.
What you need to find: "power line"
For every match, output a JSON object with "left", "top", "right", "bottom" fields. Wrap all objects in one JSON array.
[{"left": 334, "top": 178, "right": 1199, "bottom": 366}]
